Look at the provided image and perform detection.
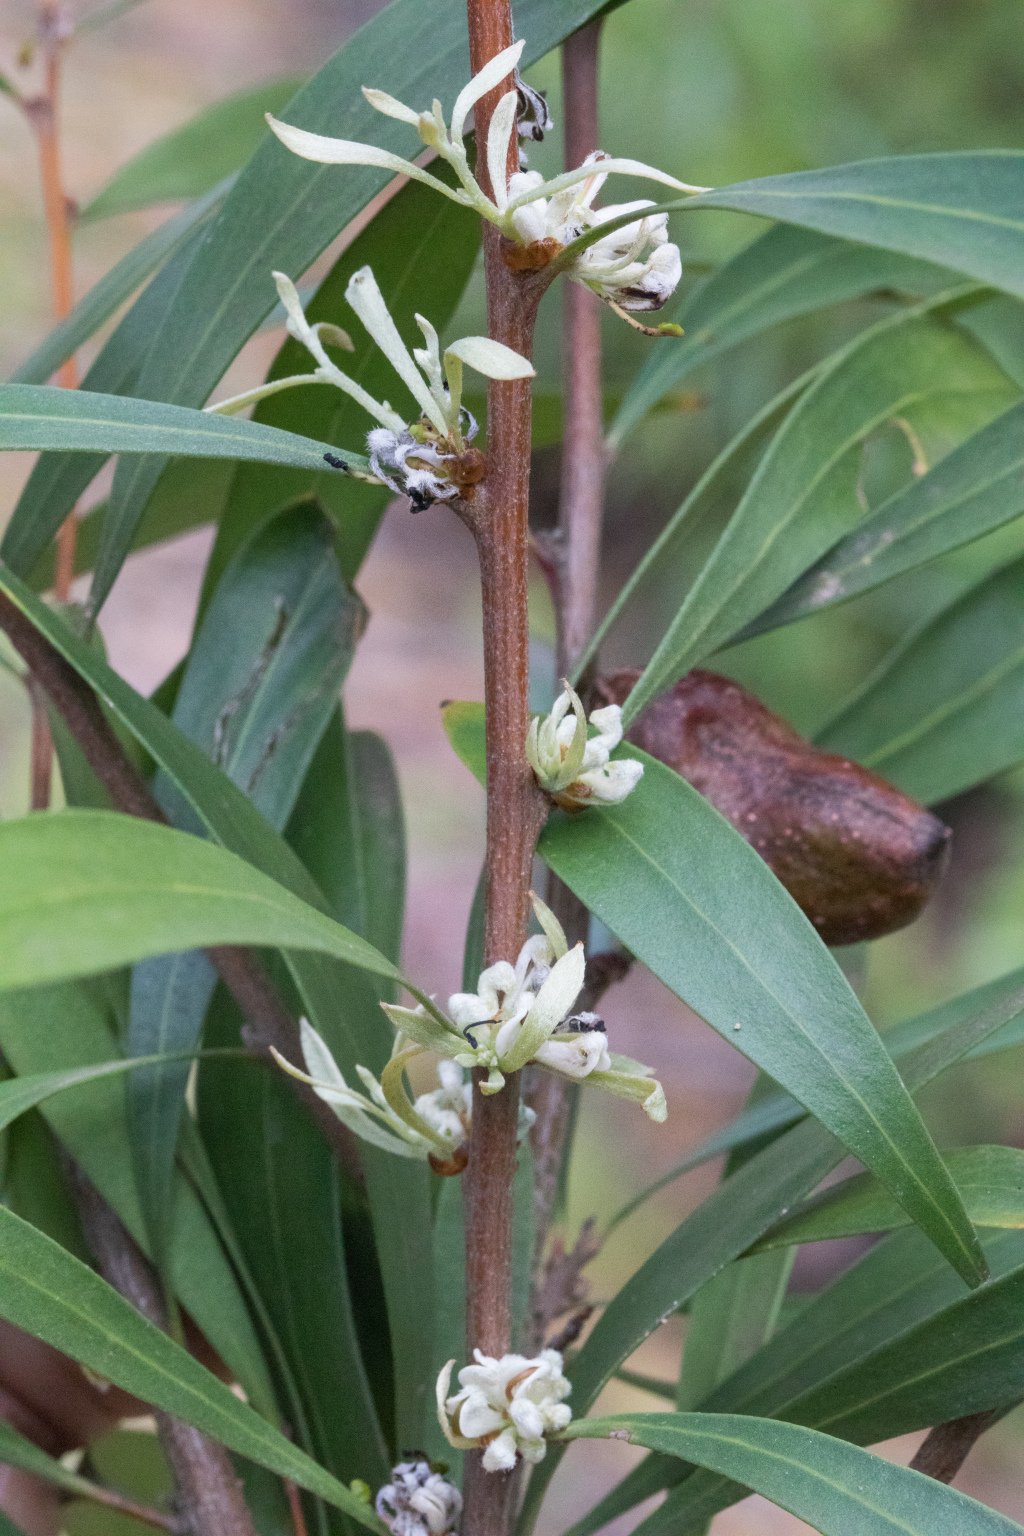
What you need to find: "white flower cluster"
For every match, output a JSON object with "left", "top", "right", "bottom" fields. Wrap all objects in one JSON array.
[
  {"left": 266, "top": 40, "right": 704, "bottom": 323},
  {"left": 511, "top": 154, "right": 682, "bottom": 314},
  {"left": 207, "top": 264, "right": 533, "bottom": 511},
  {"left": 383, "top": 893, "right": 666, "bottom": 1120},
  {"left": 437, "top": 1350, "right": 572, "bottom": 1472},
  {"left": 526, "top": 685, "right": 644, "bottom": 810},
  {"left": 376, "top": 1461, "right": 461, "bottom": 1536},
  {"left": 273, "top": 1021, "right": 535, "bottom": 1166}
]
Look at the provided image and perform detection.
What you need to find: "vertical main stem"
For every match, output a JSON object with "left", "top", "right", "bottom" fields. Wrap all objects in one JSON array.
[{"left": 463, "top": 3, "right": 546, "bottom": 1532}]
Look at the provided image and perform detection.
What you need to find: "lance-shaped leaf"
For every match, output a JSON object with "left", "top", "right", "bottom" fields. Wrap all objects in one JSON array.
[
  {"left": 517, "top": 979, "right": 1022, "bottom": 1533},
  {"left": 0, "top": 809, "right": 401, "bottom": 993},
  {"left": 618, "top": 298, "right": 1017, "bottom": 726},
  {"left": 2, "top": 230, "right": 212, "bottom": 580},
  {"left": 744, "top": 393, "right": 1024, "bottom": 643},
  {"left": 0, "top": 384, "right": 370, "bottom": 475},
  {"left": 750, "top": 1145, "right": 1024, "bottom": 1253},
  {"left": 0, "top": 1204, "right": 386, "bottom": 1533},
  {"left": 561, "top": 1413, "right": 1020, "bottom": 1536},
  {"left": 817, "top": 552, "right": 1024, "bottom": 804},
  {"left": 626, "top": 1225, "right": 1024, "bottom": 1536},
  {"left": 609, "top": 223, "right": 958, "bottom": 448},
  {"left": 540, "top": 749, "right": 985, "bottom": 1286}
]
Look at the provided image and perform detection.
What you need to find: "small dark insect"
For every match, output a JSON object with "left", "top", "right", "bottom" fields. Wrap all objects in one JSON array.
[
  {"left": 556, "top": 1012, "right": 606, "bottom": 1035},
  {"left": 596, "top": 668, "right": 952, "bottom": 947},
  {"left": 322, "top": 452, "right": 348, "bottom": 471}
]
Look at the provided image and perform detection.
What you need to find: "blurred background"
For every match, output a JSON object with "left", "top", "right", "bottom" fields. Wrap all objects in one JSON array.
[{"left": 4, "top": 0, "right": 1024, "bottom": 1531}]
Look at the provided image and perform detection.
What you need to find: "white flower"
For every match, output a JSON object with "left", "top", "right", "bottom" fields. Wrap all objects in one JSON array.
[
  {"left": 511, "top": 158, "right": 684, "bottom": 314},
  {"left": 376, "top": 1461, "right": 461, "bottom": 1536},
  {"left": 380, "top": 893, "right": 666, "bottom": 1119},
  {"left": 271, "top": 1019, "right": 468, "bottom": 1161},
  {"left": 206, "top": 266, "right": 533, "bottom": 510},
  {"left": 266, "top": 42, "right": 706, "bottom": 242},
  {"left": 526, "top": 683, "right": 644, "bottom": 810},
  {"left": 436, "top": 1350, "right": 572, "bottom": 1472}
]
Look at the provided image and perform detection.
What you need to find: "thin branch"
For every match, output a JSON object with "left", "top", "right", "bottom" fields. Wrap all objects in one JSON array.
[
  {"left": 460, "top": 3, "right": 550, "bottom": 1531},
  {"left": 0, "top": 592, "right": 365, "bottom": 1190},
  {"left": 909, "top": 1409, "right": 1007, "bottom": 1485},
  {"left": 68, "top": 1165, "right": 257, "bottom": 1536}
]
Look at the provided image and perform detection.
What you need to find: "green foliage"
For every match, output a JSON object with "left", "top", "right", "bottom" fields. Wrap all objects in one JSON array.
[{"left": 7, "top": 5, "right": 1024, "bottom": 1534}]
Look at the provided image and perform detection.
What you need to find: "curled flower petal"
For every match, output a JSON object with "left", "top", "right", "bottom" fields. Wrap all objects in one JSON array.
[
  {"left": 486, "top": 88, "right": 519, "bottom": 211},
  {"left": 265, "top": 114, "right": 469, "bottom": 206},
  {"left": 360, "top": 85, "right": 423, "bottom": 126},
  {"left": 450, "top": 39, "right": 524, "bottom": 145}
]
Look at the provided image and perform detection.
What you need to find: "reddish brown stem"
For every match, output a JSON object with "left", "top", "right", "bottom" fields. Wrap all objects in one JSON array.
[
  {"left": 26, "top": 7, "right": 79, "bottom": 602},
  {"left": 461, "top": 4, "right": 549, "bottom": 1531},
  {"left": 909, "top": 1409, "right": 1006, "bottom": 1484},
  {"left": 69, "top": 1165, "right": 256, "bottom": 1536}
]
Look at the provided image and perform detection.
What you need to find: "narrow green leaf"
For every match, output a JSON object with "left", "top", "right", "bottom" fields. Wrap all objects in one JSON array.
[
  {"left": 621, "top": 299, "right": 1016, "bottom": 725},
  {"left": 818, "top": 552, "right": 1024, "bottom": 803},
  {"left": 442, "top": 701, "right": 487, "bottom": 784},
  {"left": 1, "top": 231, "right": 210, "bottom": 578},
  {"left": 10, "top": 182, "right": 230, "bottom": 387},
  {"left": 745, "top": 394, "right": 1024, "bottom": 642},
  {"left": 576, "top": 369, "right": 817, "bottom": 686},
  {"left": 0, "top": 1204, "right": 387, "bottom": 1533},
  {"left": 641, "top": 1227, "right": 1024, "bottom": 1536},
  {"left": 610, "top": 224, "right": 956, "bottom": 448},
  {"left": 0, "top": 567, "right": 399, "bottom": 1082},
  {"left": 518, "top": 908, "right": 1020, "bottom": 1532},
  {"left": 540, "top": 750, "right": 986, "bottom": 1287},
  {"left": 0, "top": 1418, "right": 127, "bottom": 1503},
  {"left": 82, "top": 78, "right": 304, "bottom": 221},
  {"left": 0, "top": 809, "right": 401, "bottom": 993},
  {"left": 562, "top": 1413, "right": 1020, "bottom": 1535},
  {"left": 0, "top": 1051, "right": 236, "bottom": 1138},
  {"left": 127, "top": 501, "right": 367, "bottom": 1274},
  {"left": 751, "top": 1145, "right": 1024, "bottom": 1253},
  {"left": 0, "top": 979, "right": 276, "bottom": 1419},
  {"left": 199, "top": 1007, "right": 390, "bottom": 1492},
  {"left": 0, "top": 384, "right": 370, "bottom": 474},
  {"left": 681, "top": 152, "right": 1024, "bottom": 302}
]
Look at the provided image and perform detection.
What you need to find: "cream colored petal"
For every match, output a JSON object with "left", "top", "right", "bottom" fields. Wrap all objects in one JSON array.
[
  {"left": 444, "top": 335, "right": 535, "bottom": 380},
  {"left": 450, "top": 39, "right": 524, "bottom": 146},
  {"left": 486, "top": 89, "right": 519, "bottom": 212},
  {"left": 500, "top": 944, "right": 586, "bottom": 1072},
  {"left": 361, "top": 85, "right": 422, "bottom": 125},
  {"left": 507, "top": 157, "right": 708, "bottom": 211},
  {"left": 345, "top": 266, "right": 449, "bottom": 434},
  {"left": 266, "top": 115, "right": 470, "bottom": 203}
]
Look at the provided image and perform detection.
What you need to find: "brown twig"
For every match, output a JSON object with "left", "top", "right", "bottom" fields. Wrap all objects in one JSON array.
[
  {"left": 25, "top": 1, "right": 80, "bottom": 600},
  {"left": 909, "top": 1408, "right": 1007, "bottom": 1484},
  {"left": 0, "top": 591, "right": 365, "bottom": 1189},
  {"left": 69, "top": 1165, "right": 257, "bottom": 1536}
]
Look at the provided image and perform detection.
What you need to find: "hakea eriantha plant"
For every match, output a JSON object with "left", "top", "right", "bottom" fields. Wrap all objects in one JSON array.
[
  {"left": 527, "top": 683, "right": 644, "bottom": 810},
  {"left": 266, "top": 39, "right": 705, "bottom": 322},
  {"left": 206, "top": 264, "right": 534, "bottom": 510},
  {"left": 437, "top": 1348, "right": 573, "bottom": 1472}
]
